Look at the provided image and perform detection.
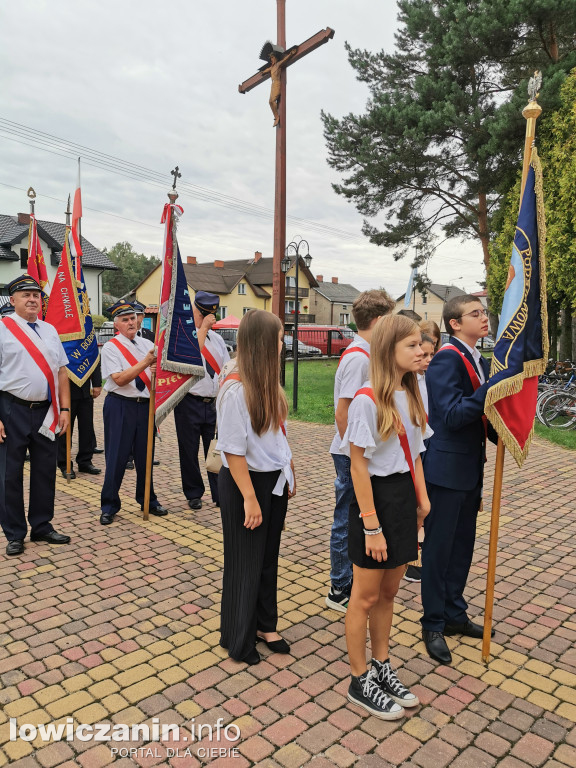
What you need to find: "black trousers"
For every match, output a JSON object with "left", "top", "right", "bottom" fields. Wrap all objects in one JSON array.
[
  {"left": 100, "top": 394, "right": 158, "bottom": 516},
  {"left": 174, "top": 394, "right": 219, "bottom": 504},
  {"left": 57, "top": 397, "right": 96, "bottom": 468},
  {"left": 0, "top": 398, "right": 58, "bottom": 541},
  {"left": 219, "top": 466, "right": 287, "bottom": 660},
  {"left": 420, "top": 481, "right": 481, "bottom": 632}
]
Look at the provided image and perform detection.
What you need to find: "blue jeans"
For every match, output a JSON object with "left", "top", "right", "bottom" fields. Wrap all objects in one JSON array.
[{"left": 330, "top": 453, "right": 354, "bottom": 590}]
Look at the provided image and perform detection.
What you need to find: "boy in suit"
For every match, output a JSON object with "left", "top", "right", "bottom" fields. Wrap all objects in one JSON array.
[{"left": 421, "top": 295, "right": 497, "bottom": 664}]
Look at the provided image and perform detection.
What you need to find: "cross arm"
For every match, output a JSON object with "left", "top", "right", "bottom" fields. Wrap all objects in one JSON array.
[{"left": 238, "top": 27, "right": 335, "bottom": 94}]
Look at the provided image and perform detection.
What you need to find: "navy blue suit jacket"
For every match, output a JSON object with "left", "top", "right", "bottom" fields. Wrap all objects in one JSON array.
[{"left": 423, "top": 337, "right": 496, "bottom": 491}]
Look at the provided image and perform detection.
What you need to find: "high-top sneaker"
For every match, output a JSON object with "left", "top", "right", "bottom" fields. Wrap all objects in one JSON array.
[
  {"left": 371, "top": 658, "right": 419, "bottom": 707},
  {"left": 347, "top": 668, "right": 405, "bottom": 720}
]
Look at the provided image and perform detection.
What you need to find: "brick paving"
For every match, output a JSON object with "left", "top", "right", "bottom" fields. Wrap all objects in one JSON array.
[{"left": 0, "top": 400, "right": 575, "bottom": 767}]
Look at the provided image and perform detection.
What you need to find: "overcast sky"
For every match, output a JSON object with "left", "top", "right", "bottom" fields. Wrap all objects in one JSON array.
[{"left": 0, "top": 0, "right": 486, "bottom": 298}]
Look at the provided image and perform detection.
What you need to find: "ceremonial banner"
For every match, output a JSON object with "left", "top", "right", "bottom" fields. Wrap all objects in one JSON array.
[
  {"left": 404, "top": 267, "right": 417, "bottom": 308},
  {"left": 155, "top": 203, "right": 204, "bottom": 425},
  {"left": 485, "top": 147, "right": 548, "bottom": 467},
  {"left": 45, "top": 228, "right": 84, "bottom": 341},
  {"left": 61, "top": 266, "right": 99, "bottom": 386},
  {"left": 27, "top": 214, "right": 50, "bottom": 318},
  {"left": 71, "top": 158, "right": 83, "bottom": 281}
]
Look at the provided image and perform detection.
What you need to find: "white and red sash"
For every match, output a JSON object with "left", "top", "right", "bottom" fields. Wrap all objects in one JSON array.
[
  {"left": 109, "top": 337, "right": 151, "bottom": 391},
  {"left": 337, "top": 346, "right": 370, "bottom": 368},
  {"left": 201, "top": 345, "right": 221, "bottom": 376},
  {"left": 1, "top": 317, "right": 60, "bottom": 440},
  {"left": 438, "top": 343, "right": 488, "bottom": 451}
]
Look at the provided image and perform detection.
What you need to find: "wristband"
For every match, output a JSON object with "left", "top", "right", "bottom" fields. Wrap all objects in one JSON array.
[
  {"left": 60, "top": 408, "right": 70, "bottom": 412},
  {"left": 363, "top": 526, "right": 383, "bottom": 536},
  {"left": 359, "top": 509, "right": 377, "bottom": 519}
]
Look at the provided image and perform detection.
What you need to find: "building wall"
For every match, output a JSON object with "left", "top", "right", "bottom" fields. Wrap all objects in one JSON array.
[
  {"left": 311, "top": 290, "right": 355, "bottom": 325},
  {"left": 394, "top": 291, "right": 446, "bottom": 328},
  {"left": 0, "top": 238, "right": 105, "bottom": 314}
]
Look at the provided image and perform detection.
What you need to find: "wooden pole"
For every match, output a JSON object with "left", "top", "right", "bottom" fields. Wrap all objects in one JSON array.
[
  {"left": 272, "top": 0, "right": 287, "bottom": 324},
  {"left": 482, "top": 73, "right": 541, "bottom": 663},
  {"left": 66, "top": 429, "right": 72, "bottom": 484}
]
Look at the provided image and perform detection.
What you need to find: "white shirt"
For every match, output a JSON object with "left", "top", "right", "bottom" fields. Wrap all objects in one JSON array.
[
  {"left": 189, "top": 331, "right": 230, "bottom": 398},
  {"left": 341, "top": 387, "right": 432, "bottom": 477},
  {"left": 0, "top": 313, "right": 68, "bottom": 400},
  {"left": 443, "top": 339, "right": 485, "bottom": 384},
  {"left": 102, "top": 333, "right": 154, "bottom": 399},
  {"left": 329, "top": 334, "right": 371, "bottom": 455},
  {"left": 417, "top": 372, "right": 429, "bottom": 414},
  {"left": 216, "top": 381, "right": 294, "bottom": 496}
]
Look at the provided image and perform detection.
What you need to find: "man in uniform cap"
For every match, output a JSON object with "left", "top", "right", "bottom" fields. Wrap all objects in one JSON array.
[
  {"left": 0, "top": 274, "right": 71, "bottom": 556},
  {"left": 133, "top": 301, "right": 155, "bottom": 342},
  {"left": 174, "top": 290, "right": 230, "bottom": 510},
  {"left": 0, "top": 302, "right": 15, "bottom": 316},
  {"left": 99, "top": 301, "right": 168, "bottom": 525}
]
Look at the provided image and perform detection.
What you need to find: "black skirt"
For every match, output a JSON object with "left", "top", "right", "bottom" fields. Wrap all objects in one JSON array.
[{"left": 348, "top": 472, "right": 418, "bottom": 570}]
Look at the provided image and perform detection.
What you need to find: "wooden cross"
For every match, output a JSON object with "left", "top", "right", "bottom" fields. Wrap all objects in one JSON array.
[
  {"left": 171, "top": 166, "right": 182, "bottom": 190},
  {"left": 238, "top": 0, "right": 334, "bottom": 320}
]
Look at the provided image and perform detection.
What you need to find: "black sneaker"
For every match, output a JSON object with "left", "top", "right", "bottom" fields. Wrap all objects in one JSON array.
[
  {"left": 404, "top": 565, "right": 421, "bottom": 583},
  {"left": 371, "top": 658, "right": 419, "bottom": 708},
  {"left": 325, "top": 585, "right": 351, "bottom": 613},
  {"left": 347, "top": 669, "right": 405, "bottom": 720}
]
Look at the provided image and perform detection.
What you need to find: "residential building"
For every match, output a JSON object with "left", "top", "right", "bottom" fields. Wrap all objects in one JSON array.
[
  {"left": 131, "top": 251, "right": 318, "bottom": 324},
  {"left": 395, "top": 283, "right": 467, "bottom": 331},
  {"left": 310, "top": 276, "right": 361, "bottom": 325},
  {"left": 0, "top": 212, "right": 116, "bottom": 314}
]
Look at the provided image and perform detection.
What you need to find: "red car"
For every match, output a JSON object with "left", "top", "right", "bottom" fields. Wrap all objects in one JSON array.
[{"left": 296, "top": 325, "right": 353, "bottom": 356}]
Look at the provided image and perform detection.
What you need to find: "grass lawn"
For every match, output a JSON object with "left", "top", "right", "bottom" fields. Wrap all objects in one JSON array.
[
  {"left": 534, "top": 421, "right": 576, "bottom": 450},
  {"left": 284, "top": 359, "right": 337, "bottom": 424}
]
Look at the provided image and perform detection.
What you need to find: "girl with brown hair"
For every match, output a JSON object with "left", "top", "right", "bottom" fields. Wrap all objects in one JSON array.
[
  {"left": 341, "top": 314, "right": 431, "bottom": 718},
  {"left": 216, "top": 310, "right": 295, "bottom": 665},
  {"left": 419, "top": 319, "right": 441, "bottom": 353}
]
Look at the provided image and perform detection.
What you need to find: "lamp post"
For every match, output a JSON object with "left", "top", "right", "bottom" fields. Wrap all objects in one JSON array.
[{"left": 281, "top": 237, "right": 311, "bottom": 412}]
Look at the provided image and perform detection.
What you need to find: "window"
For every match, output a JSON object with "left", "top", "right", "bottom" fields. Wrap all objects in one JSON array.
[
  {"left": 285, "top": 300, "right": 301, "bottom": 314},
  {"left": 342, "top": 305, "right": 347, "bottom": 310},
  {"left": 421, "top": 292, "right": 427, "bottom": 304},
  {"left": 285, "top": 276, "right": 296, "bottom": 288},
  {"left": 20, "top": 248, "right": 28, "bottom": 269},
  {"left": 219, "top": 306, "right": 227, "bottom": 318},
  {"left": 243, "top": 307, "right": 254, "bottom": 315},
  {"left": 238, "top": 283, "right": 246, "bottom": 295},
  {"left": 425, "top": 312, "right": 428, "bottom": 320},
  {"left": 340, "top": 313, "right": 350, "bottom": 325}
]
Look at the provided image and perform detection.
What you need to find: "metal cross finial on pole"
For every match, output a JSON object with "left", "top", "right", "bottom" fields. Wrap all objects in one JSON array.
[
  {"left": 65, "top": 194, "right": 72, "bottom": 226},
  {"left": 171, "top": 166, "right": 181, "bottom": 190},
  {"left": 27, "top": 187, "right": 36, "bottom": 216}
]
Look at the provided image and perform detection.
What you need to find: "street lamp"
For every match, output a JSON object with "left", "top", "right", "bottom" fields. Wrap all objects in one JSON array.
[{"left": 281, "top": 237, "right": 311, "bottom": 412}]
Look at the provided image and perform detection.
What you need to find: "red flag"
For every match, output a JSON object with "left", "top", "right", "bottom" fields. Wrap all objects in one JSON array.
[
  {"left": 27, "top": 214, "right": 50, "bottom": 317},
  {"left": 154, "top": 203, "right": 204, "bottom": 425},
  {"left": 45, "top": 228, "right": 84, "bottom": 341},
  {"left": 71, "top": 158, "right": 82, "bottom": 280}
]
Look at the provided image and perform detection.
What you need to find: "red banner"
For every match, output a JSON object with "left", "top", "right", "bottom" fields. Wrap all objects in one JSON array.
[
  {"left": 45, "top": 227, "right": 84, "bottom": 341},
  {"left": 27, "top": 214, "right": 50, "bottom": 318}
]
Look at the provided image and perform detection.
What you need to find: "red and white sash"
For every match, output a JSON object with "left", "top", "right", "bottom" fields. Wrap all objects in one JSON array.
[
  {"left": 439, "top": 343, "right": 488, "bottom": 451},
  {"left": 1, "top": 317, "right": 60, "bottom": 440},
  {"left": 109, "top": 337, "right": 151, "bottom": 391},
  {"left": 338, "top": 346, "right": 370, "bottom": 368}
]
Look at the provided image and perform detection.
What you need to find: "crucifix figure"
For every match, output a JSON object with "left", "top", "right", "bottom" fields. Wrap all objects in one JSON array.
[{"left": 238, "top": 0, "right": 334, "bottom": 320}]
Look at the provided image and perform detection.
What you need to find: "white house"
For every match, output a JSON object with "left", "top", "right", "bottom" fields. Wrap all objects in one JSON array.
[{"left": 0, "top": 212, "right": 116, "bottom": 314}]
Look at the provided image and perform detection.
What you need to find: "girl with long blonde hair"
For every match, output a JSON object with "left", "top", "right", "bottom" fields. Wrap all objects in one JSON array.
[
  {"left": 341, "top": 314, "right": 431, "bottom": 719},
  {"left": 216, "top": 310, "right": 295, "bottom": 665}
]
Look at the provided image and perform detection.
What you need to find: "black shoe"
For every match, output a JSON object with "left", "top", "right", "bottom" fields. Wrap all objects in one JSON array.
[
  {"left": 100, "top": 514, "right": 115, "bottom": 525},
  {"left": 59, "top": 467, "right": 76, "bottom": 479},
  {"left": 445, "top": 619, "right": 494, "bottom": 639},
  {"left": 188, "top": 498, "right": 202, "bottom": 511},
  {"left": 347, "top": 670, "right": 404, "bottom": 720},
  {"left": 256, "top": 634, "right": 290, "bottom": 654},
  {"left": 150, "top": 505, "right": 168, "bottom": 517},
  {"left": 239, "top": 648, "right": 260, "bottom": 666},
  {"left": 153, "top": 459, "right": 160, "bottom": 466},
  {"left": 371, "top": 658, "right": 419, "bottom": 708},
  {"left": 404, "top": 565, "right": 421, "bottom": 583},
  {"left": 6, "top": 540, "right": 24, "bottom": 556},
  {"left": 77, "top": 462, "right": 101, "bottom": 475},
  {"left": 93, "top": 447, "right": 104, "bottom": 454},
  {"left": 126, "top": 460, "right": 134, "bottom": 470},
  {"left": 422, "top": 630, "right": 452, "bottom": 664},
  {"left": 31, "top": 531, "right": 71, "bottom": 544}
]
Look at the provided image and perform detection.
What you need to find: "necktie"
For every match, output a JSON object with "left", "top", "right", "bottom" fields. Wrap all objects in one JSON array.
[
  {"left": 131, "top": 339, "right": 146, "bottom": 392},
  {"left": 28, "top": 322, "right": 52, "bottom": 403}
]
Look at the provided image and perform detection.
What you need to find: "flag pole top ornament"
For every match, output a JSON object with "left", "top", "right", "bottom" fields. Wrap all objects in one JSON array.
[
  {"left": 524, "top": 70, "right": 543, "bottom": 121},
  {"left": 169, "top": 166, "right": 181, "bottom": 203},
  {"left": 65, "top": 194, "right": 71, "bottom": 226},
  {"left": 27, "top": 187, "right": 36, "bottom": 215}
]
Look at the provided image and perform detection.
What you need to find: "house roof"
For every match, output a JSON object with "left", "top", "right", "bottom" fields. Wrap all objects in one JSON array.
[
  {"left": 0, "top": 214, "right": 117, "bottom": 270},
  {"left": 314, "top": 280, "right": 361, "bottom": 304},
  {"left": 396, "top": 283, "right": 467, "bottom": 302}
]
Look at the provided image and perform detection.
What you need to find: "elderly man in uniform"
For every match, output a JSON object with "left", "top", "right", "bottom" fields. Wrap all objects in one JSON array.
[
  {"left": 99, "top": 301, "right": 168, "bottom": 525},
  {"left": 0, "top": 274, "right": 71, "bottom": 556},
  {"left": 174, "top": 291, "right": 230, "bottom": 510}
]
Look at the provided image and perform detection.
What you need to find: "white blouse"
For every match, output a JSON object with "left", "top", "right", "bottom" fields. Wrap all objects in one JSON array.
[
  {"left": 417, "top": 372, "right": 429, "bottom": 415},
  {"left": 329, "top": 334, "right": 371, "bottom": 456},
  {"left": 341, "top": 387, "right": 432, "bottom": 477},
  {"left": 216, "top": 381, "right": 294, "bottom": 496}
]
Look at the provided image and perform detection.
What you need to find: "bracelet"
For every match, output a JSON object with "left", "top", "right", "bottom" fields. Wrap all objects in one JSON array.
[
  {"left": 363, "top": 526, "right": 383, "bottom": 536},
  {"left": 60, "top": 407, "right": 70, "bottom": 412},
  {"left": 359, "top": 509, "right": 376, "bottom": 519}
]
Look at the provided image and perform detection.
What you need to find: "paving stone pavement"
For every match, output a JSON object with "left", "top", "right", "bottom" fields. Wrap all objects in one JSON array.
[{"left": 0, "top": 399, "right": 575, "bottom": 768}]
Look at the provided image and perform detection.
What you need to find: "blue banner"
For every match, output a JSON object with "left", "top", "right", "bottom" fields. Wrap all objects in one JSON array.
[{"left": 62, "top": 267, "right": 99, "bottom": 386}]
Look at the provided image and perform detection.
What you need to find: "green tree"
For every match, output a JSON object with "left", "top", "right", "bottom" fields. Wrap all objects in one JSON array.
[
  {"left": 102, "top": 242, "right": 160, "bottom": 298},
  {"left": 322, "top": 0, "right": 576, "bottom": 277}
]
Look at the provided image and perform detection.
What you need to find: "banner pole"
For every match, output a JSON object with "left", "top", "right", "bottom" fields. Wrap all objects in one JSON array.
[
  {"left": 65, "top": 427, "right": 72, "bottom": 484},
  {"left": 482, "top": 72, "right": 542, "bottom": 663}
]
